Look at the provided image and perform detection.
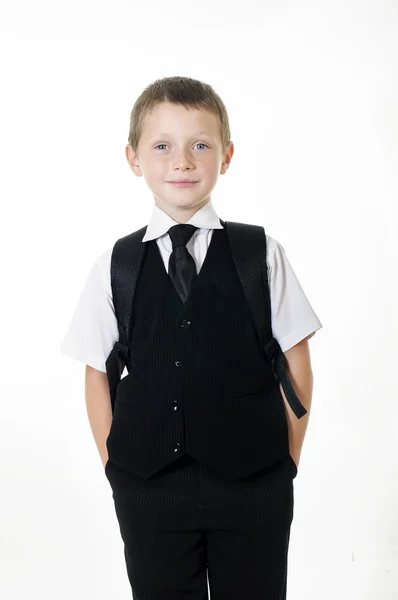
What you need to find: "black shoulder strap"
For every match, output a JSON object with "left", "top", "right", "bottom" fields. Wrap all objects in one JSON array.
[
  {"left": 105, "top": 225, "right": 148, "bottom": 414},
  {"left": 106, "top": 220, "right": 306, "bottom": 419},
  {"left": 221, "top": 219, "right": 307, "bottom": 419}
]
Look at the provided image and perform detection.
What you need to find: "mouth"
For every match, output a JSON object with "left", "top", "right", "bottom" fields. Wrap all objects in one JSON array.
[{"left": 167, "top": 180, "right": 199, "bottom": 187}]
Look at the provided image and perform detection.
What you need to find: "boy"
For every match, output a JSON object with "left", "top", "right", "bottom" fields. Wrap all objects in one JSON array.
[{"left": 61, "top": 75, "right": 322, "bottom": 599}]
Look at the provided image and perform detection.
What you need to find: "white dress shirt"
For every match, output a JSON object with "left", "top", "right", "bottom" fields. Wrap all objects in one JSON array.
[{"left": 60, "top": 200, "right": 323, "bottom": 372}]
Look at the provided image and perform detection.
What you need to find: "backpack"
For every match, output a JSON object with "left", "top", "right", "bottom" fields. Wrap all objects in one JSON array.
[{"left": 105, "top": 220, "right": 307, "bottom": 420}]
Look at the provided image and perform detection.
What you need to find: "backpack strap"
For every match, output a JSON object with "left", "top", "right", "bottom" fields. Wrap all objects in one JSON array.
[
  {"left": 105, "top": 225, "right": 148, "bottom": 414},
  {"left": 221, "top": 219, "right": 307, "bottom": 419},
  {"left": 106, "top": 220, "right": 307, "bottom": 419}
]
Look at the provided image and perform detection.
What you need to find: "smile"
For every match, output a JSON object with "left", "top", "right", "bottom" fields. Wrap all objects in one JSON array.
[{"left": 167, "top": 181, "right": 199, "bottom": 187}]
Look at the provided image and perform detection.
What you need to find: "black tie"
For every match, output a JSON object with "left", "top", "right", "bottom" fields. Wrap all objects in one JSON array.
[{"left": 167, "top": 224, "right": 198, "bottom": 303}]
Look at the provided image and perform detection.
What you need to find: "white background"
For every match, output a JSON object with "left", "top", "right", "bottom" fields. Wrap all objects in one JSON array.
[{"left": 1, "top": 1, "right": 397, "bottom": 598}]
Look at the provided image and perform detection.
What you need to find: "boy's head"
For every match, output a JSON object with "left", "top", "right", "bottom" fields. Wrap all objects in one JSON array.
[{"left": 125, "top": 76, "right": 234, "bottom": 222}]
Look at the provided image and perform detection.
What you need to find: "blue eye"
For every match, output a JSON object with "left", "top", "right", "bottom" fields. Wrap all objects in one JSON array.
[{"left": 154, "top": 143, "right": 208, "bottom": 151}]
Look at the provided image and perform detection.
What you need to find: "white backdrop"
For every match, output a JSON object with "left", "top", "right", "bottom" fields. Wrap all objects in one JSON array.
[{"left": 1, "top": 1, "right": 397, "bottom": 598}]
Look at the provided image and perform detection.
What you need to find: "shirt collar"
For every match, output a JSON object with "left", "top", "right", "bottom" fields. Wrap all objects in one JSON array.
[{"left": 142, "top": 199, "right": 224, "bottom": 242}]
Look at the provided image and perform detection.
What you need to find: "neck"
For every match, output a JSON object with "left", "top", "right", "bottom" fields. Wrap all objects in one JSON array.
[{"left": 154, "top": 197, "right": 210, "bottom": 224}]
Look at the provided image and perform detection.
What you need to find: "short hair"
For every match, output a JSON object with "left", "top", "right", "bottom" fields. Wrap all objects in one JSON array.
[{"left": 128, "top": 76, "right": 231, "bottom": 155}]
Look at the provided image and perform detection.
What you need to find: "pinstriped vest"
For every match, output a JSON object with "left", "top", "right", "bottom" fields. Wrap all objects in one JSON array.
[{"left": 106, "top": 226, "right": 291, "bottom": 480}]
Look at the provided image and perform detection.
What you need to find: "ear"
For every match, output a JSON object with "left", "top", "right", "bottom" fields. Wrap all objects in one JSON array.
[
  {"left": 220, "top": 141, "right": 234, "bottom": 175},
  {"left": 125, "top": 144, "right": 143, "bottom": 177}
]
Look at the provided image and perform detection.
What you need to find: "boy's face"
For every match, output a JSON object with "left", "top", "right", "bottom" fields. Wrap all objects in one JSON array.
[{"left": 126, "top": 102, "right": 234, "bottom": 221}]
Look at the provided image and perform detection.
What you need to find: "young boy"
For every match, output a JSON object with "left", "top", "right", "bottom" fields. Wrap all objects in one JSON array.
[{"left": 60, "top": 75, "right": 322, "bottom": 599}]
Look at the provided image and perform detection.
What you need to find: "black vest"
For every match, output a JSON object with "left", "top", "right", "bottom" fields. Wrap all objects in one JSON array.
[{"left": 106, "top": 225, "right": 291, "bottom": 480}]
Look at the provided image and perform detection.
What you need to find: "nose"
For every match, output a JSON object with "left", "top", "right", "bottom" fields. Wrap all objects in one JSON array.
[{"left": 173, "top": 151, "right": 194, "bottom": 171}]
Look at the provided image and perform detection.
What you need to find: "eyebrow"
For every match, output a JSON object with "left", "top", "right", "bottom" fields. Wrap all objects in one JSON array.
[{"left": 149, "top": 131, "right": 211, "bottom": 139}]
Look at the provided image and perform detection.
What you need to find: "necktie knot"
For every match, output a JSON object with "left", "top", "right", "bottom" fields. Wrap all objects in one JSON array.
[{"left": 168, "top": 224, "right": 198, "bottom": 249}]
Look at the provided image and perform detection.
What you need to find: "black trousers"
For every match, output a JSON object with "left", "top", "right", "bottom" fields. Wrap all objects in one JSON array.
[{"left": 105, "top": 452, "right": 298, "bottom": 600}]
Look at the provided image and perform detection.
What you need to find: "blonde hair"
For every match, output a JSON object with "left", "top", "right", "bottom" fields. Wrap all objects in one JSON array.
[{"left": 128, "top": 76, "right": 231, "bottom": 155}]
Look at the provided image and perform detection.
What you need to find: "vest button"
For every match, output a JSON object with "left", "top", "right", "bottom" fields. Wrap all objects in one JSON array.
[
  {"left": 173, "top": 443, "right": 182, "bottom": 453},
  {"left": 175, "top": 360, "right": 183, "bottom": 367},
  {"left": 181, "top": 320, "right": 191, "bottom": 327},
  {"left": 172, "top": 401, "right": 181, "bottom": 411}
]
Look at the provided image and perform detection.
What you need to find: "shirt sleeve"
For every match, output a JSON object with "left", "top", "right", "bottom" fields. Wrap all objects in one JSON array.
[
  {"left": 266, "top": 234, "right": 323, "bottom": 352},
  {"left": 59, "top": 248, "right": 119, "bottom": 372}
]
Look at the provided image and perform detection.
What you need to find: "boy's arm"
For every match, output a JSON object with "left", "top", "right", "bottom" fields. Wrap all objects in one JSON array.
[
  {"left": 85, "top": 365, "right": 113, "bottom": 467},
  {"left": 280, "top": 337, "right": 314, "bottom": 468}
]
